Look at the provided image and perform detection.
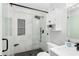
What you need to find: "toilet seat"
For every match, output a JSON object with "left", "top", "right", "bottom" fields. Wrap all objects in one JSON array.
[{"left": 37, "top": 52, "right": 50, "bottom": 56}]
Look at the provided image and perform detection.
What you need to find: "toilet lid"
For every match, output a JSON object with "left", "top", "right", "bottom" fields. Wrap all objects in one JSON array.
[{"left": 37, "top": 52, "right": 50, "bottom": 56}]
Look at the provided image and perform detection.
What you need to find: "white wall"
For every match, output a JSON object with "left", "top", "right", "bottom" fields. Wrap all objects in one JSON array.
[
  {"left": 46, "top": 3, "right": 67, "bottom": 45},
  {"left": 0, "top": 3, "right": 2, "bottom": 56}
]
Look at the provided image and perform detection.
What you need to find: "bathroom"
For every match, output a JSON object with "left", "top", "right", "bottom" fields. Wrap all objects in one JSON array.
[{"left": 0, "top": 3, "right": 79, "bottom": 56}]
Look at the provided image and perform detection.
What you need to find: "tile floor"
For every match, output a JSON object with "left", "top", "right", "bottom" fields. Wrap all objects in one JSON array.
[{"left": 15, "top": 48, "right": 44, "bottom": 56}]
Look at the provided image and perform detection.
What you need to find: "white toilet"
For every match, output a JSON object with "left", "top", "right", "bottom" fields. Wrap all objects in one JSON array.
[
  {"left": 37, "top": 52, "right": 50, "bottom": 56},
  {"left": 37, "top": 42, "right": 50, "bottom": 56}
]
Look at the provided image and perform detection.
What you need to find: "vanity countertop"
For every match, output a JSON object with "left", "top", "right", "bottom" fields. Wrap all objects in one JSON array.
[{"left": 50, "top": 45, "right": 79, "bottom": 56}]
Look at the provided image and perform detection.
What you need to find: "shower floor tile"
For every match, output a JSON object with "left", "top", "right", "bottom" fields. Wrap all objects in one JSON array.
[{"left": 15, "top": 48, "right": 44, "bottom": 56}]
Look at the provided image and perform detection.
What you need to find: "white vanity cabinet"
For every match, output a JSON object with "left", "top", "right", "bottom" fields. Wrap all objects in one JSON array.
[{"left": 50, "top": 45, "right": 79, "bottom": 56}]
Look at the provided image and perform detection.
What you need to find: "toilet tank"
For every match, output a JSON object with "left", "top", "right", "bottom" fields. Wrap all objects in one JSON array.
[
  {"left": 47, "top": 42, "right": 59, "bottom": 55},
  {"left": 47, "top": 42, "right": 58, "bottom": 48},
  {"left": 47, "top": 42, "right": 58, "bottom": 52}
]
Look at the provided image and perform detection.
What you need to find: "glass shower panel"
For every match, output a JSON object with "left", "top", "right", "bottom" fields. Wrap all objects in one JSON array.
[
  {"left": 0, "top": 4, "right": 2, "bottom": 56},
  {"left": 4, "top": 17, "right": 12, "bottom": 36}
]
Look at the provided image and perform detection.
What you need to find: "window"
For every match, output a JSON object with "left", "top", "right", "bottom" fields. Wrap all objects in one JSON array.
[{"left": 18, "top": 19, "right": 25, "bottom": 35}]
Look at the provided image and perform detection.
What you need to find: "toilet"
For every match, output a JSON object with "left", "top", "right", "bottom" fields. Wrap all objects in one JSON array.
[{"left": 37, "top": 52, "right": 50, "bottom": 56}]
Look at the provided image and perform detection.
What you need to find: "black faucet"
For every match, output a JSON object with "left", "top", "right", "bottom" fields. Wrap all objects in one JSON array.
[{"left": 75, "top": 43, "right": 79, "bottom": 51}]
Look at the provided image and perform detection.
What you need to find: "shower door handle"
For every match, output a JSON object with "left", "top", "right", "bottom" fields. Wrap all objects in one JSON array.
[{"left": 2, "top": 38, "right": 8, "bottom": 52}]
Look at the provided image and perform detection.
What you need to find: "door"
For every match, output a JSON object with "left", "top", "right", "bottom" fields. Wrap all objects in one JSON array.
[{"left": 32, "top": 17, "right": 41, "bottom": 49}]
